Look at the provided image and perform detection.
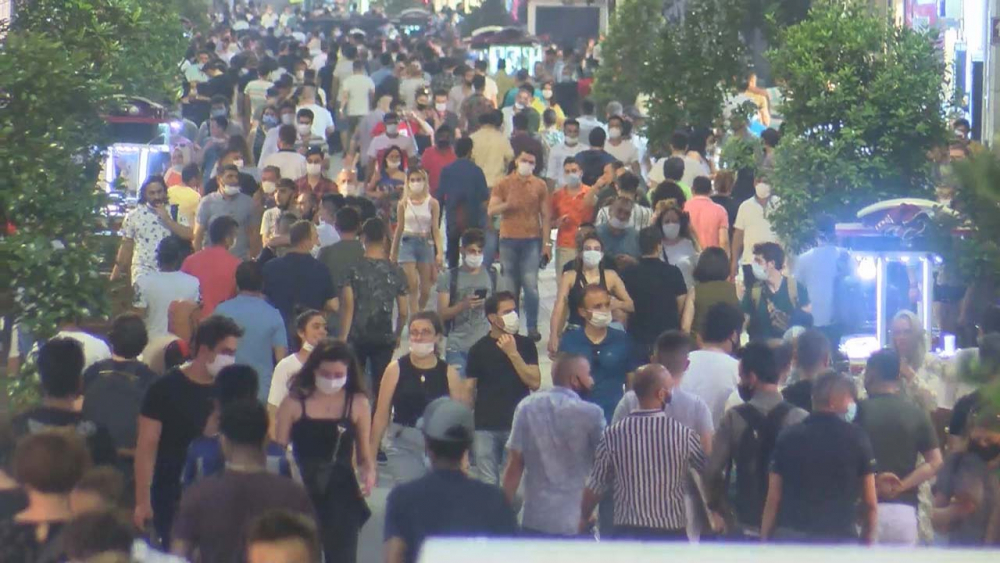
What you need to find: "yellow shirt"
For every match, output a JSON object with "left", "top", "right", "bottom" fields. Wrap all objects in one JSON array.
[
  {"left": 470, "top": 126, "right": 515, "bottom": 188},
  {"left": 168, "top": 184, "right": 201, "bottom": 226}
]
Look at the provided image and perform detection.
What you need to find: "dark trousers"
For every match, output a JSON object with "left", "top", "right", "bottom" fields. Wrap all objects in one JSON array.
[
  {"left": 742, "top": 263, "right": 756, "bottom": 294},
  {"left": 612, "top": 526, "right": 688, "bottom": 541},
  {"left": 151, "top": 481, "right": 180, "bottom": 549},
  {"left": 446, "top": 227, "right": 463, "bottom": 270},
  {"left": 352, "top": 340, "right": 395, "bottom": 406}
]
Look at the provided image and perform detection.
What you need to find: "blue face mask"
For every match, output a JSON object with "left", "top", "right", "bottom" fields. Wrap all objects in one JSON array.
[{"left": 262, "top": 115, "right": 279, "bottom": 128}]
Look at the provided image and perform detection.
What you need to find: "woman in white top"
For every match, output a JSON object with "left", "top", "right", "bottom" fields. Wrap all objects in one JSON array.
[
  {"left": 268, "top": 310, "right": 328, "bottom": 417},
  {"left": 656, "top": 201, "right": 700, "bottom": 288},
  {"left": 391, "top": 169, "right": 444, "bottom": 316}
]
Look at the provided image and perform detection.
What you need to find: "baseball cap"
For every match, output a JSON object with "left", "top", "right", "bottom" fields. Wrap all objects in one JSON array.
[{"left": 420, "top": 398, "right": 474, "bottom": 443}]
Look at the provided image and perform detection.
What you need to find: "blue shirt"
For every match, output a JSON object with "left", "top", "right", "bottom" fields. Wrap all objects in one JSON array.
[
  {"left": 263, "top": 252, "right": 335, "bottom": 339},
  {"left": 507, "top": 387, "right": 606, "bottom": 535},
  {"left": 792, "top": 244, "right": 842, "bottom": 328},
  {"left": 371, "top": 67, "right": 393, "bottom": 88},
  {"left": 215, "top": 294, "right": 288, "bottom": 402},
  {"left": 558, "top": 328, "right": 643, "bottom": 423},
  {"left": 596, "top": 223, "right": 641, "bottom": 260},
  {"left": 437, "top": 158, "right": 491, "bottom": 231},
  {"left": 181, "top": 435, "right": 292, "bottom": 487}
]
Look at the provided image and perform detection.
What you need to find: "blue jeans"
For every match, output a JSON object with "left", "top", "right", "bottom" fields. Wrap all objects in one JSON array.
[
  {"left": 499, "top": 237, "right": 541, "bottom": 331},
  {"left": 473, "top": 429, "right": 510, "bottom": 485},
  {"left": 483, "top": 228, "right": 500, "bottom": 272},
  {"left": 445, "top": 350, "right": 469, "bottom": 378}
]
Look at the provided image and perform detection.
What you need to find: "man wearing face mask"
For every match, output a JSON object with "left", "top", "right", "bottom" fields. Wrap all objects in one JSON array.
[
  {"left": 546, "top": 119, "right": 587, "bottom": 188},
  {"left": 192, "top": 164, "right": 261, "bottom": 260},
  {"left": 420, "top": 125, "right": 457, "bottom": 197},
  {"left": 706, "top": 341, "right": 807, "bottom": 539},
  {"left": 509, "top": 112, "right": 546, "bottom": 178},
  {"left": 296, "top": 146, "right": 336, "bottom": 195},
  {"left": 261, "top": 124, "right": 308, "bottom": 181},
  {"left": 366, "top": 112, "right": 419, "bottom": 175},
  {"left": 558, "top": 285, "right": 643, "bottom": 424},
  {"left": 258, "top": 101, "right": 298, "bottom": 163},
  {"left": 204, "top": 147, "right": 260, "bottom": 197},
  {"left": 550, "top": 157, "right": 599, "bottom": 273},
  {"left": 134, "top": 315, "right": 244, "bottom": 545},
  {"left": 620, "top": 227, "right": 688, "bottom": 354},
  {"left": 466, "top": 291, "right": 541, "bottom": 485},
  {"left": 856, "top": 349, "right": 942, "bottom": 545},
  {"left": 489, "top": 151, "right": 552, "bottom": 342},
  {"left": 743, "top": 242, "right": 811, "bottom": 342},
  {"left": 502, "top": 84, "right": 541, "bottom": 137},
  {"left": 596, "top": 197, "right": 642, "bottom": 267},
  {"left": 732, "top": 178, "right": 779, "bottom": 289},
  {"left": 502, "top": 353, "right": 606, "bottom": 536},
  {"left": 183, "top": 215, "right": 242, "bottom": 316},
  {"left": 197, "top": 96, "right": 245, "bottom": 148},
  {"left": 437, "top": 230, "right": 493, "bottom": 378},
  {"left": 762, "top": 372, "right": 877, "bottom": 544},
  {"left": 295, "top": 83, "right": 335, "bottom": 142},
  {"left": 293, "top": 109, "right": 327, "bottom": 157},
  {"left": 168, "top": 164, "right": 203, "bottom": 228},
  {"left": 460, "top": 74, "right": 493, "bottom": 134},
  {"left": 580, "top": 363, "right": 706, "bottom": 540},
  {"left": 260, "top": 177, "right": 295, "bottom": 250},
  {"left": 258, "top": 165, "right": 281, "bottom": 208},
  {"left": 603, "top": 115, "right": 639, "bottom": 176},
  {"left": 438, "top": 138, "right": 491, "bottom": 269}
]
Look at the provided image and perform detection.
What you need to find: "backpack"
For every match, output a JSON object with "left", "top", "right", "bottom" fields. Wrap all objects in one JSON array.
[
  {"left": 444, "top": 266, "right": 497, "bottom": 336},
  {"left": 832, "top": 250, "right": 865, "bottom": 331},
  {"left": 730, "top": 401, "right": 794, "bottom": 527},
  {"left": 750, "top": 276, "right": 799, "bottom": 310}
]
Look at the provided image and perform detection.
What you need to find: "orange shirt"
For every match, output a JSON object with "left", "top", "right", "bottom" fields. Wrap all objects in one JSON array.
[
  {"left": 494, "top": 173, "right": 548, "bottom": 239},
  {"left": 550, "top": 185, "right": 594, "bottom": 248}
]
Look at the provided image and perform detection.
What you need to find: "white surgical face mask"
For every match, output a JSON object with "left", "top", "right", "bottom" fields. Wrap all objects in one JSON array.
[
  {"left": 514, "top": 102, "right": 525, "bottom": 111},
  {"left": 281, "top": 114, "right": 295, "bottom": 125},
  {"left": 435, "top": 102, "right": 447, "bottom": 112},
  {"left": 661, "top": 223, "right": 680, "bottom": 239},
  {"left": 582, "top": 249, "right": 603, "bottom": 268},
  {"left": 301, "top": 341, "right": 315, "bottom": 352},
  {"left": 755, "top": 182, "right": 772, "bottom": 199},
  {"left": 751, "top": 262, "right": 768, "bottom": 280},
  {"left": 315, "top": 376, "right": 346, "bottom": 395},
  {"left": 564, "top": 134, "right": 579, "bottom": 146},
  {"left": 588, "top": 310, "right": 613, "bottom": 328},
  {"left": 409, "top": 341, "right": 435, "bottom": 358},
  {"left": 409, "top": 181, "right": 425, "bottom": 193},
  {"left": 542, "top": 90, "right": 553, "bottom": 100},
  {"left": 609, "top": 216, "right": 630, "bottom": 230},
  {"left": 500, "top": 311, "right": 519, "bottom": 334},
  {"left": 222, "top": 184, "right": 241, "bottom": 196},
  {"left": 206, "top": 353, "right": 236, "bottom": 376},
  {"left": 262, "top": 181, "right": 277, "bottom": 194},
  {"left": 386, "top": 124, "right": 399, "bottom": 135},
  {"left": 232, "top": 159, "right": 244, "bottom": 169},
  {"left": 608, "top": 127, "right": 622, "bottom": 140},
  {"left": 464, "top": 253, "right": 483, "bottom": 268},
  {"left": 565, "top": 173, "right": 581, "bottom": 187},
  {"left": 297, "top": 124, "right": 312, "bottom": 136},
  {"left": 306, "top": 163, "right": 322, "bottom": 176},
  {"left": 517, "top": 162, "right": 534, "bottom": 177}
]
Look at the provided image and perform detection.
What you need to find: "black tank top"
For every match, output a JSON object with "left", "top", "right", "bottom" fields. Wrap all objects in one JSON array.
[
  {"left": 290, "top": 392, "right": 356, "bottom": 466},
  {"left": 567, "top": 265, "right": 607, "bottom": 326},
  {"left": 392, "top": 355, "right": 450, "bottom": 427}
]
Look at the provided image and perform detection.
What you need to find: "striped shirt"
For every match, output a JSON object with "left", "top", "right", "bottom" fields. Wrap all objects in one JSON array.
[{"left": 588, "top": 409, "right": 706, "bottom": 530}]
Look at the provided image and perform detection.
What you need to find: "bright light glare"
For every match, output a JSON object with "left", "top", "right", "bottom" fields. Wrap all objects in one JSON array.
[
  {"left": 857, "top": 257, "right": 877, "bottom": 280},
  {"left": 841, "top": 335, "right": 880, "bottom": 361}
]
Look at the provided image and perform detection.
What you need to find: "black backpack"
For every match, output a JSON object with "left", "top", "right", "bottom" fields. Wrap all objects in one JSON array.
[{"left": 730, "top": 402, "right": 793, "bottom": 527}]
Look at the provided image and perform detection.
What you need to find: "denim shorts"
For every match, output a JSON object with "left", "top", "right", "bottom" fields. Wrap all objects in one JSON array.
[{"left": 398, "top": 235, "right": 434, "bottom": 263}]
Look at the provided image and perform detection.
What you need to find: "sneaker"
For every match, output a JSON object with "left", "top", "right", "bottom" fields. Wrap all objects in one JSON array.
[
  {"left": 528, "top": 330, "right": 542, "bottom": 343},
  {"left": 377, "top": 450, "right": 388, "bottom": 464}
]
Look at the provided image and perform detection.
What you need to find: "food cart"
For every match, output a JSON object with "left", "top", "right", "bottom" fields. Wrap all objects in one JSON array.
[{"left": 467, "top": 26, "right": 543, "bottom": 76}]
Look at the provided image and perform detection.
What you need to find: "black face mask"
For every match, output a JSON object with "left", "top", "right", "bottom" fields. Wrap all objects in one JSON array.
[
  {"left": 969, "top": 440, "right": 1000, "bottom": 462},
  {"left": 436, "top": 139, "right": 451, "bottom": 149},
  {"left": 737, "top": 383, "right": 754, "bottom": 403}
]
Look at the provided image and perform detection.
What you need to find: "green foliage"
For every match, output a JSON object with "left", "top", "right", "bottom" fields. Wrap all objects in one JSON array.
[
  {"left": 460, "top": 0, "right": 515, "bottom": 37},
  {"left": 639, "top": 0, "right": 748, "bottom": 150},
  {"left": 766, "top": 0, "right": 947, "bottom": 252},
  {"left": 591, "top": 0, "right": 663, "bottom": 109},
  {"left": 720, "top": 135, "right": 763, "bottom": 173}
]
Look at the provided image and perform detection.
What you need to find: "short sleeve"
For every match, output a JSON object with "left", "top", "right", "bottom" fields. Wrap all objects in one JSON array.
[
  {"left": 587, "top": 431, "right": 613, "bottom": 495},
  {"left": 383, "top": 488, "right": 407, "bottom": 541},
  {"left": 507, "top": 401, "right": 527, "bottom": 453},
  {"left": 517, "top": 336, "right": 539, "bottom": 366},
  {"left": 319, "top": 267, "right": 336, "bottom": 302},
  {"left": 271, "top": 311, "right": 289, "bottom": 349},
  {"left": 465, "top": 343, "right": 482, "bottom": 381},
  {"left": 493, "top": 179, "right": 509, "bottom": 201},
  {"left": 796, "top": 281, "right": 811, "bottom": 308},
  {"left": 393, "top": 266, "right": 409, "bottom": 296},
  {"left": 195, "top": 198, "right": 211, "bottom": 227},
  {"left": 133, "top": 278, "right": 148, "bottom": 308},
  {"left": 671, "top": 265, "right": 688, "bottom": 297},
  {"left": 688, "top": 429, "right": 707, "bottom": 471},
  {"left": 733, "top": 202, "right": 747, "bottom": 230},
  {"left": 121, "top": 212, "right": 137, "bottom": 240},
  {"left": 717, "top": 205, "right": 730, "bottom": 228},
  {"left": 268, "top": 361, "right": 292, "bottom": 407},
  {"left": 140, "top": 378, "right": 169, "bottom": 422},
  {"left": 856, "top": 430, "right": 877, "bottom": 476},
  {"left": 694, "top": 398, "right": 715, "bottom": 437},
  {"left": 769, "top": 433, "right": 790, "bottom": 476}
]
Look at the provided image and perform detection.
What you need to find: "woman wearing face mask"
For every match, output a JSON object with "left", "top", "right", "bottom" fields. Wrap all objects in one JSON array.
[
  {"left": 656, "top": 202, "right": 700, "bottom": 288},
  {"left": 889, "top": 310, "right": 943, "bottom": 413},
  {"left": 370, "top": 312, "right": 464, "bottom": 483},
  {"left": 268, "top": 310, "right": 328, "bottom": 417},
  {"left": 681, "top": 247, "right": 739, "bottom": 339},
  {"left": 250, "top": 105, "right": 279, "bottom": 166},
  {"left": 165, "top": 147, "right": 189, "bottom": 187},
  {"left": 540, "top": 80, "right": 565, "bottom": 130},
  {"left": 274, "top": 339, "right": 375, "bottom": 563},
  {"left": 548, "top": 233, "right": 634, "bottom": 358},
  {"left": 391, "top": 169, "right": 445, "bottom": 316},
  {"left": 366, "top": 146, "right": 408, "bottom": 230}
]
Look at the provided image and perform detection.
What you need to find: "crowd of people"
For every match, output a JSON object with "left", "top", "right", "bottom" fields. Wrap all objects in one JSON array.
[{"left": 2, "top": 0, "right": 999, "bottom": 562}]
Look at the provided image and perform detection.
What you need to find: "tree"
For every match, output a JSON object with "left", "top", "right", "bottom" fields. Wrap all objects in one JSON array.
[
  {"left": 590, "top": 0, "right": 663, "bottom": 109},
  {"left": 639, "top": 0, "right": 747, "bottom": 150},
  {"left": 460, "top": 0, "right": 515, "bottom": 37},
  {"left": 766, "top": 0, "right": 947, "bottom": 252}
]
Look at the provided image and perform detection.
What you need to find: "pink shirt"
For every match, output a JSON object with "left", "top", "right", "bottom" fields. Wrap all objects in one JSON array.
[
  {"left": 180, "top": 246, "right": 240, "bottom": 315},
  {"left": 684, "top": 195, "right": 729, "bottom": 249}
]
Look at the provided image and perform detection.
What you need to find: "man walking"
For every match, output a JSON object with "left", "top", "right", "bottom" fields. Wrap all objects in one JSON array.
[
  {"left": 502, "top": 353, "right": 606, "bottom": 535},
  {"left": 437, "top": 138, "right": 490, "bottom": 269}
]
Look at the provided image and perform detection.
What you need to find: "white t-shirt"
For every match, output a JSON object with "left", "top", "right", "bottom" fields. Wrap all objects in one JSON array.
[
  {"left": 484, "top": 75, "right": 499, "bottom": 103},
  {"left": 734, "top": 197, "right": 779, "bottom": 264},
  {"left": 333, "top": 58, "right": 355, "bottom": 97},
  {"left": 48, "top": 330, "right": 112, "bottom": 371},
  {"left": 680, "top": 349, "right": 740, "bottom": 428},
  {"left": 133, "top": 271, "right": 201, "bottom": 338},
  {"left": 312, "top": 221, "right": 340, "bottom": 256},
  {"left": 243, "top": 79, "right": 274, "bottom": 121},
  {"left": 261, "top": 150, "right": 307, "bottom": 182},
  {"left": 297, "top": 103, "right": 334, "bottom": 140},
  {"left": 605, "top": 139, "right": 639, "bottom": 166},
  {"left": 680, "top": 155, "right": 710, "bottom": 187},
  {"left": 260, "top": 207, "right": 281, "bottom": 239},
  {"left": 341, "top": 74, "right": 376, "bottom": 117},
  {"left": 269, "top": 353, "right": 305, "bottom": 407}
]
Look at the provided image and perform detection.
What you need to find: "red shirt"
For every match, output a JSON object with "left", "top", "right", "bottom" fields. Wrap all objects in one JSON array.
[
  {"left": 296, "top": 175, "right": 339, "bottom": 196},
  {"left": 180, "top": 245, "right": 240, "bottom": 315},
  {"left": 550, "top": 185, "right": 594, "bottom": 248},
  {"left": 684, "top": 195, "right": 729, "bottom": 249},
  {"left": 420, "top": 147, "right": 457, "bottom": 196},
  {"left": 370, "top": 118, "right": 421, "bottom": 138}
]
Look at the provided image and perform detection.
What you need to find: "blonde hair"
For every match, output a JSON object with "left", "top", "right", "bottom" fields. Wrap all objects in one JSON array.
[
  {"left": 892, "top": 310, "right": 928, "bottom": 369},
  {"left": 403, "top": 168, "right": 430, "bottom": 201}
]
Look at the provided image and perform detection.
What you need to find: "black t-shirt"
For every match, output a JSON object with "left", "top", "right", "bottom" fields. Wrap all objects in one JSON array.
[
  {"left": 770, "top": 412, "right": 876, "bottom": 540},
  {"left": 11, "top": 407, "right": 118, "bottom": 467},
  {"left": 466, "top": 334, "right": 538, "bottom": 431},
  {"left": 711, "top": 194, "right": 740, "bottom": 232},
  {"left": 950, "top": 390, "right": 981, "bottom": 437},
  {"left": 782, "top": 379, "right": 813, "bottom": 413},
  {"left": 263, "top": 252, "right": 336, "bottom": 328},
  {"left": 82, "top": 358, "right": 159, "bottom": 450},
  {"left": 0, "top": 520, "right": 66, "bottom": 563},
  {"left": 140, "top": 369, "right": 216, "bottom": 492},
  {"left": 0, "top": 488, "right": 27, "bottom": 521},
  {"left": 620, "top": 257, "right": 687, "bottom": 350},
  {"left": 650, "top": 181, "right": 688, "bottom": 208},
  {"left": 384, "top": 469, "right": 517, "bottom": 563},
  {"left": 576, "top": 149, "right": 617, "bottom": 187}
]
